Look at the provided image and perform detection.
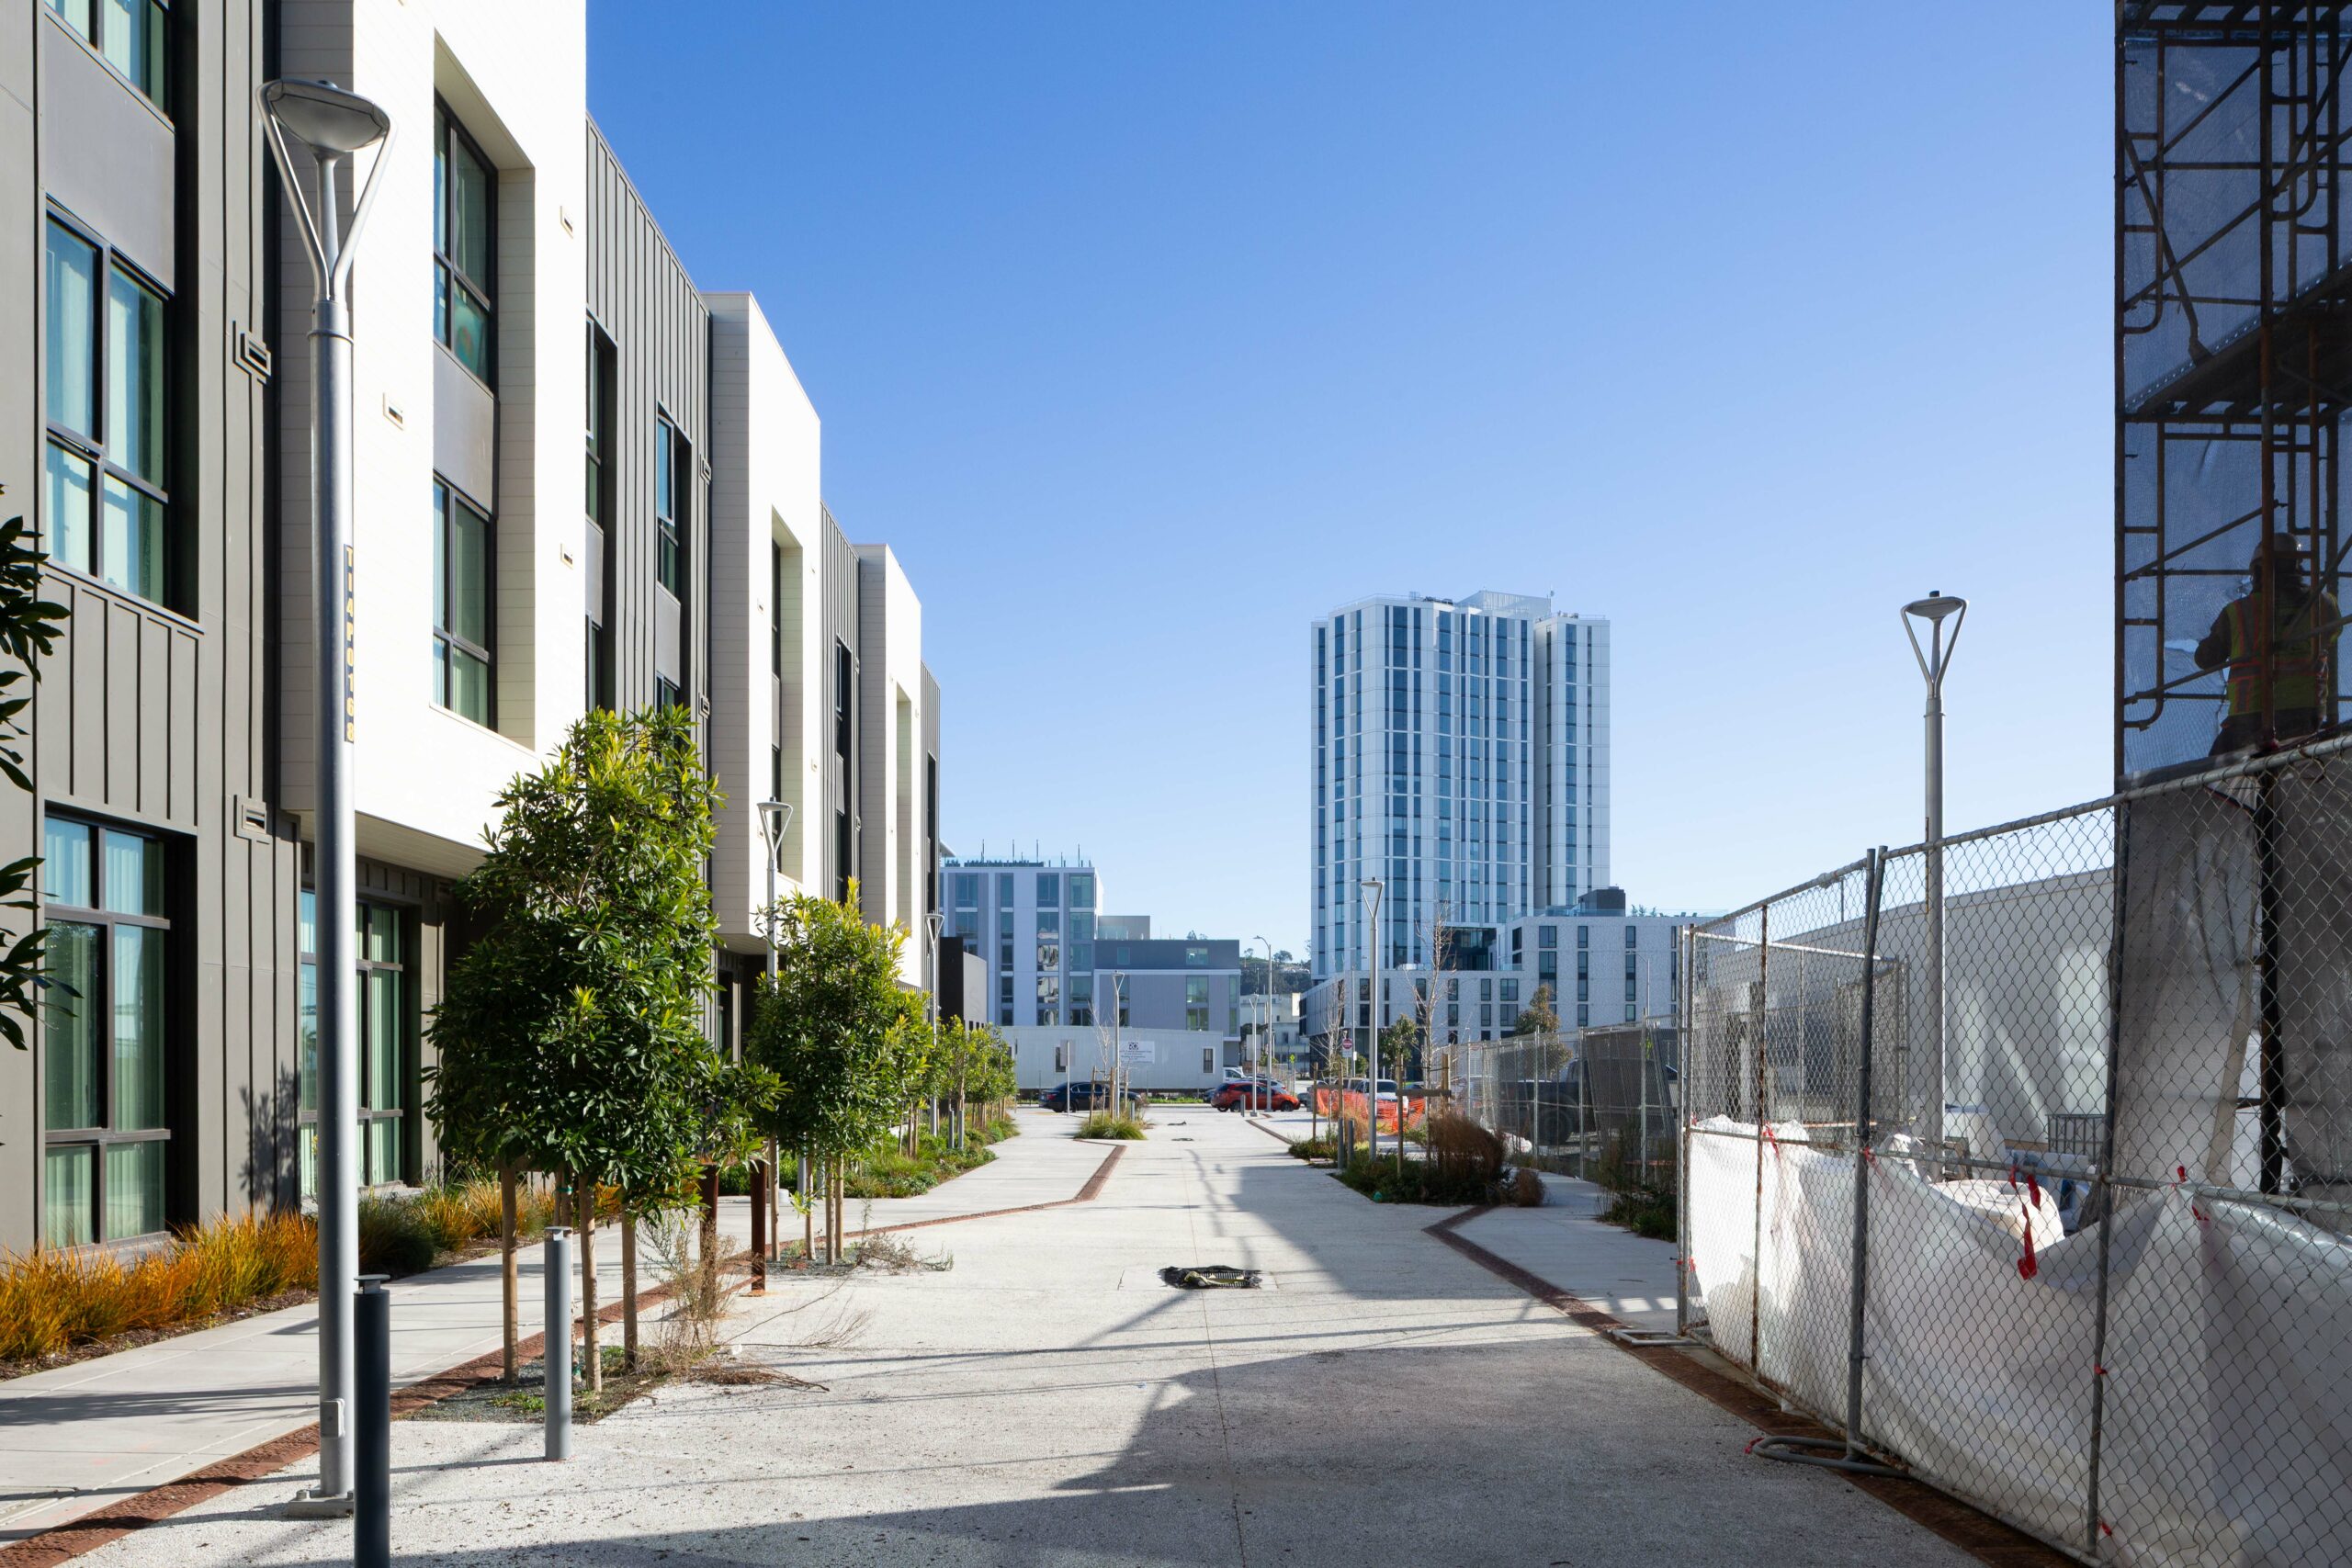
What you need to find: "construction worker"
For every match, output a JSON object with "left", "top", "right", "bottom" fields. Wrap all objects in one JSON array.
[{"left": 2195, "top": 536, "right": 2339, "bottom": 754}]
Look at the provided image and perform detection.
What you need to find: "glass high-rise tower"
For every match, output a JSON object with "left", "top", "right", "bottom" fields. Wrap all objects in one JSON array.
[{"left": 1309, "top": 591, "right": 1610, "bottom": 985}]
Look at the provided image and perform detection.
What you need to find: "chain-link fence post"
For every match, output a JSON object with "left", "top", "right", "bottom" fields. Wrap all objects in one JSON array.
[{"left": 1677, "top": 922, "right": 1693, "bottom": 1337}]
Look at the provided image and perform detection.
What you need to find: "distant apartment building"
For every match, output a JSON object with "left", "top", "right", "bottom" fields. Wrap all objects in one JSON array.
[
  {"left": 3, "top": 0, "right": 941, "bottom": 1253},
  {"left": 1301, "top": 888, "right": 1681, "bottom": 1049},
  {"left": 939, "top": 855, "right": 1249, "bottom": 1091},
  {"left": 1310, "top": 591, "right": 1609, "bottom": 985}
]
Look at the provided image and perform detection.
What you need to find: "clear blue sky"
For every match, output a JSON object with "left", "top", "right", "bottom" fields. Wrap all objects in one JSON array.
[{"left": 588, "top": 1, "right": 2113, "bottom": 954}]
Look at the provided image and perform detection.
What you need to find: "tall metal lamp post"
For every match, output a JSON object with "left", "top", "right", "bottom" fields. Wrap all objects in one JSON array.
[
  {"left": 757, "top": 801, "right": 792, "bottom": 1258},
  {"left": 1902, "top": 592, "right": 1967, "bottom": 1167},
  {"left": 259, "top": 77, "right": 392, "bottom": 1514},
  {"left": 924, "top": 909, "right": 945, "bottom": 1134},
  {"left": 1360, "top": 877, "right": 1385, "bottom": 1166}
]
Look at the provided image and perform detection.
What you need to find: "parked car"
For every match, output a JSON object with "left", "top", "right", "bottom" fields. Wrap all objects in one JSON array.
[
  {"left": 1039, "top": 1080, "right": 1114, "bottom": 1112},
  {"left": 1212, "top": 1079, "right": 1300, "bottom": 1112}
]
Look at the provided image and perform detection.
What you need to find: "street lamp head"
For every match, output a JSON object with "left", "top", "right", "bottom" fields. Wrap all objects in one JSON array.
[
  {"left": 1903, "top": 592, "right": 1967, "bottom": 626},
  {"left": 260, "top": 79, "right": 390, "bottom": 153},
  {"left": 756, "top": 799, "right": 792, "bottom": 849},
  {"left": 1901, "top": 591, "right": 1968, "bottom": 688},
  {"left": 924, "top": 910, "right": 945, "bottom": 942}
]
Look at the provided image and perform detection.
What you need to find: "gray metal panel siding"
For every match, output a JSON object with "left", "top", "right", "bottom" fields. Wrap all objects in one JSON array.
[
  {"left": 583, "top": 121, "right": 709, "bottom": 725},
  {"left": 36, "top": 20, "right": 175, "bottom": 288},
  {"left": 431, "top": 345, "right": 496, "bottom": 507},
  {"left": 6, "top": 0, "right": 302, "bottom": 1252}
]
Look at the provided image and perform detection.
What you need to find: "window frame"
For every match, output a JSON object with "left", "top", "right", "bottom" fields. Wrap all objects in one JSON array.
[
  {"left": 40, "top": 814, "right": 173, "bottom": 1248},
  {"left": 431, "top": 478, "right": 496, "bottom": 727},
  {"left": 433, "top": 102, "right": 497, "bottom": 384},
  {"left": 46, "top": 0, "right": 171, "bottom": 112},
  {"left": 42, "top": 209, "right": 174, "bottom": 607},
  {"left": 654, "top": 414, "right": 686, "bottom": 599},
  {"left": 297, "top": 891, "right": 413, "bottom": 1193},
  {"left": 584, "top": 320, "right": 615, "bottom": 710}
]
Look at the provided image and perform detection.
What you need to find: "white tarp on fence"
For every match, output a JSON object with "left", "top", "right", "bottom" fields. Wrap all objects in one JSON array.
[{"left": 1687, "top": 1116, "right": 2352, "bottom": 1564}]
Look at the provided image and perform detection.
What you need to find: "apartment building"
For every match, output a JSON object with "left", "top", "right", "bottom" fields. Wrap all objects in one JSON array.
[
  {"left": 2, "top": 0, "right": 941, "bottom": 1253},
  {"left": 1301, "top": 888, "right": 1682, "bottom": 1049}
]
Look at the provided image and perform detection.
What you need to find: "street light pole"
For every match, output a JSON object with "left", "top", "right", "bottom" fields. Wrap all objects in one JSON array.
[
  {"left": 1361, "top": 878, "right": 1385, "bottom": 1167},
  {"left": 758, "top": 801, "right": 792, "bottom": 1261},
  {"left": 258, "top": 79, "right": 392, "bottom": 1513},
  {"left": 1902, "top": 593, "right": 1967, "bottom": 1169},
  {"left": 924, "top": 910, "right": 945, "bottom": 1136}
]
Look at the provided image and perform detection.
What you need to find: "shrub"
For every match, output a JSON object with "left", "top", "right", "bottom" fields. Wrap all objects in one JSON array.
[
  {"left": 0, "top": 1212, "right": 318, "bottom": 1365},
  {"left": 1074, "top": 1111, "right": 1146, "bottom": 1140},
  {"left": 1426, "top": 1110, "right": 1504, "bottom": 1192},
  {"left": 977, "top": 1115, "right": 1019, "bottom": 1145},
  {"left": 1332, "top": 1156, "right": 1489, "bottom": 1206},
  {"left": 1287, "top": 1134, "right": 1336, "bottom": 1162},
  {"left": 357, "top": 1195, "right": 439, "bottom": 1276},
  {"left": 1602, "top": 1185, "right": 1677, "bottom": 1241},
  {"left": 1510, "top": 1167, "right": 1545, "bottom": 1207}
]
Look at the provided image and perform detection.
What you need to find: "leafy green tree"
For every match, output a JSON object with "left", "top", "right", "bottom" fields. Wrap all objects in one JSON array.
[
  {"left": 0, "top": 516, "right": 67, "bottom": 1057},
  {"left": 1512, "top": 984, "right": 1559, "bottom": 1037},
  {"left": 424, "top": 705, "right": 722, "bottom": 1384},
  {"left": 745, "top": 887, "right": 912, "bottom": 1258},
  {"left": 1380, "top": 1014, "right": 1420, "bottom": 1081}
]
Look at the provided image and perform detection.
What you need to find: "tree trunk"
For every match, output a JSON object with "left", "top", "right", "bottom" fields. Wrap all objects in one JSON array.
[
  {"left": 620, "top": 1205, "right": 639, "bottom": 1371},
  {"left": 698, "top": 1161, "right": 720, "bottom": 1277},
  {"left": 801, "top": 1142, "right": 813, "bottom": 1263},
  {"left": 500, "top": 1161, "right": 518, "bottom": 1383},
  {"left": 764, "top": 1135, "right": 781, "bottom": 1259},
  {"left": 577, "top": 1185, "right": 602, "bottom": 1393}
]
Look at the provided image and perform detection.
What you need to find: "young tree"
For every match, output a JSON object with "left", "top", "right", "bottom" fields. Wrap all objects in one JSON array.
[
  {"left": 1512, "top": 984, "right": 1559, "bottom": 1037},
  {"left": 0, "top": 515, "right": 67, "bottom": 1059},
  {"left": 744, "top": 887, "right": 909, "bottom": 1263},
  {"left": 424, "top": 705, "right": 723, "bottom": 1388}
]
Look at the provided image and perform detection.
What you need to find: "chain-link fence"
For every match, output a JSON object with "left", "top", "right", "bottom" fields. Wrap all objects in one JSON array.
[
  {"left": 1459, "top": 1021, "right": 1676, "bottom": 1190},
  {"left": 1679, "top": 740, "right": 2352, "bottom": 1565}
]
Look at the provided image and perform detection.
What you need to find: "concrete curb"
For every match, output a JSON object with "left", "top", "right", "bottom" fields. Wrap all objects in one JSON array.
[
  {"left": 1423, "top": 1208, "right": 2073, "bottom": 1568},
  {"left": 0, "top": 1143, "right": 1126, "bottom": 1566}
]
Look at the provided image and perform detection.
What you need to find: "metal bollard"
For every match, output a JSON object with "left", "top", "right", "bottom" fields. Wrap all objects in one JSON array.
[
  {"left": 356, "top": 1275, "right": 390, "bottom": 1568},
  {"left": 543, "top": 1226, "right": 573, "bottom": 1461}
]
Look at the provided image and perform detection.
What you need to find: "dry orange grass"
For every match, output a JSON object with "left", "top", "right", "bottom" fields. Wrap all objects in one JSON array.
[{"left": 0, "top": 1211, "right": 317, "bottom": 1364}]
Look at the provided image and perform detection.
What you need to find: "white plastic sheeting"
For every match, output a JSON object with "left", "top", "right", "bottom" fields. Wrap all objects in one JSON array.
[{"left": 1687, "top": 1116, "right": 2352, "bottom": 1564}]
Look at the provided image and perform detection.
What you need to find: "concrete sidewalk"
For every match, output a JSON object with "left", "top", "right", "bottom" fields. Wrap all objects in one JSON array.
[
  {"left": 0, "top": 1113, "right": 1080, "bottom": 1543},
  {"left": 67, "top": 1108, "right": 1981, "bottom": 1567}
]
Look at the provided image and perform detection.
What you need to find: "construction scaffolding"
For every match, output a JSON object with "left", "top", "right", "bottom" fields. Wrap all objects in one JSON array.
[{"left": 2120, "top": 4, "right": 2352, "bottom": 778}]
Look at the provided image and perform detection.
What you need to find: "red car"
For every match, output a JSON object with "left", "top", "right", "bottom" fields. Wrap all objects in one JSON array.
[{"left": 1212, "top": 1079, "right": 1300, "bottom": 1112}]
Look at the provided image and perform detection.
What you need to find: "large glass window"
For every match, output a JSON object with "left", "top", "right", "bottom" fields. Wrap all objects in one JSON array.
[
  {"left": 42, "top": 818, "right": 169, "bottom": 1247},
  {"left": 1035, "top": 873, "right": 1059, "bottom": 908},
  {"left": 1069, "top": 873, "right": 1094, "bottom": 908},
  {"left": 1035, "top": 974, "right": 1059, "bottom": 1026},
  {"left": 1185, "top": 976, "right": 1209, "bottom": 1032},
  {"left": 655, "top": 417, "right": 685, "bottom": 597},
  {"left": 434, "top": 107, "right": 494, "bottom": 379},
  {"left": 1035, "top": 911, "right": 1060, "bottom": 973},
  {"left": 44, "top": 217, "right": 169, "bottom": 604},
  {"left": 299, "top": 894, "right": 410, "bottom": 1194},
  {"left": 48, "top": 0, "right": 168, "bottom": 108},
  {"left": 432, "top": 480, "right": 492, "bottom": 724},
  {"left": 584, "top": 322, "right": 614, "bottom": 710},
  {"left": 1069, "top": 975, "right": 1093, "bottom": 1027}
]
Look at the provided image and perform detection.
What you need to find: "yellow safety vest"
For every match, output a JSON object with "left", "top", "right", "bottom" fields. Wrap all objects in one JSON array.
[{"left": 2222, "top": 592, "right": 2329, "bottom": 716}]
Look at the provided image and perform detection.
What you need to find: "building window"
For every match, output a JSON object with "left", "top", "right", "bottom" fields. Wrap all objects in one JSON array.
[
  {"left": 1577, "top": 925, "right": 1589, "bottom": 949},
  {"left": 41, "top": 818, "right": 170, "bottom": 1247},
  {"left": 1577, "top": 1004, "right": 1590, "bottom": 1028},
  {"left": 1036, "top": 873, "right": 1059, "bottom": 908},
  {"left": 299, "top": 894, "right": 410, "bottom": 1194},
  {"left": 1069, "top": 975, "right": 1093, "bottom": 1027},
  {"left": 1186, "top": 976, "right": 1209, "bottom": 1032},
  {"left": 654, "top": 416, "right": 686, "bottom": 597},
  {"left": 833, "top": 639, "right": 854, "bottom": 902},
  {"left": 1036, "top": 974, "right": 1059, "bottom": 1026},
  {"left": 434, "top": 106, "right": 494, "bottom": 380},
  {"left": 1036, "top": 911, "right": 1060, "bottom": 973},
  {"left": 953, "top": 874, "right": 978, "bottom": 908},
  {"left": 1539, "top": 924, "right": 1556, "bottom": 950},
  {"left": 47, "top": 0, "right": 169, "bottom": 108},
  {"left": 584, "top": 322, "right": 614, "bottom": 709},
  {"left": 432, "top": 479, "right": 492, "bottom": 724},
  {"left": 44, "top": 216, "right": 171, "bottom": 606},
  {"left": 1069, "top": 873, "right": 1094, "bottom": 908}
]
